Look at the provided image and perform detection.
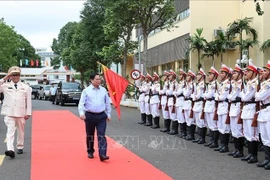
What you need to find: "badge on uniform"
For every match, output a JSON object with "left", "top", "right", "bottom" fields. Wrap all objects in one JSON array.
[
  {"left": 8, "top": 87, "right": 13, "bottom": 89},
  {"left": 265, "top": 85, "right": 270, "bottom": 89},
  {"left": 225, "top": 87, "right": 229, "bottom": 91},
  {"left": 249, "top": 86, "right": 254, "bottom": 91}
]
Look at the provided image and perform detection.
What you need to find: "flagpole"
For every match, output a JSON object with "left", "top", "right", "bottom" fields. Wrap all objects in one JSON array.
[{"left": 97, "top": 61, "right": 139, "bottom": 89}]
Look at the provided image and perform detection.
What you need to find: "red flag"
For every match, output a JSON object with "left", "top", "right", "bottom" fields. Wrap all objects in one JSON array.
[
  {"left": 30, "top": 60, "right": 34, "bottom": 66},
  {"left": 101, "top": 63, "right": 129, "bottom": 120}
]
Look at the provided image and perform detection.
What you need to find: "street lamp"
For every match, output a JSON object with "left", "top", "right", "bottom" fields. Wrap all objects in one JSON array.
[{"left": 236, "top": 54, "right": 248, "bottom": 68}]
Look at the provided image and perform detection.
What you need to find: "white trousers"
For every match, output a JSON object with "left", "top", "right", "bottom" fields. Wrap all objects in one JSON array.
[
  {"left": 175, "top": 106, "right": 185, "bottom": 123},
  {"left": 218, "top": 114, "right": 230, "bottom": 134},
  {"left": 161, "top": 105, "right": 169, "bottom": 119},
  {"left": 243, "top": 119, "right": 259, "bottom": 142},
  {"left": 168, "top": 106, "right": 176, "bottom": 121},
  {"left": 4, "top": 116, "right": 25, "bottom": 151},
  {"left": 184, "top": 110, "right": 195, "bottom": 126},
  {"left": 194, "top": 112, "right": 206, "bottom": 128},
  {"left": 205, "top": 112, "right": 214, "bottom": 129},
  {"left": 145, "top": 102, "right": 151, "bottom": 115},
  {"left": 139, "top": 101, "right": 145, "bottom": 114},
  {"left": 259, "top": 121, "right": 270, "bottom": 147},
  {"left": 230, "top": 115, "right": 244, "bottom": 138},
  {"left": 150, "top": 103, "right": 160, "bottom": 118}
]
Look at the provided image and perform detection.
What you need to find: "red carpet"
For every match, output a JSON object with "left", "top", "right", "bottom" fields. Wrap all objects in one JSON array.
[{"left": 31, "top": 110, "right": 172, "bottom": 180}]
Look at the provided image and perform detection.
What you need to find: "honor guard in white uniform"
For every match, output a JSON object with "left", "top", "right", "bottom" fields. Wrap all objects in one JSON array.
[
  {"left": 143, "top": 73, "right": 153, "bottom": 126},
  {"left": 0, "top": 66, "right": 32, "bottom": 158},
  {"left": 255, "top": 60, "right": 270, "bottom": 169},
  {"left": 192, "top": 68, "right": 207, "bottom": 144},
  {"left": 160, "top": 71, "right": 170, "bottom": 133},
  {"left": 167, "top": 70, "right": 178, "bottom": 135},
  {"left": 204, "top": 67, "right": 219, "bottom": 148},
  {"left": 227, "top": 64, "right": 245, "bottom": 158},
  {"left": 150, "top": 72, "right": 161, "bottom": 129},
  {"left": 214, "top": 64, "right": 231, "bottom": 153},
  {"left": 174, "top": 69, "right": 187, "bottom": 138},
  {"left": 183, "top": 70, "right": 196, "bottom": 141},
  {"left": 239, "top": 59, "right": 259, "bottom": 164},
  {"left": 138, "top": 74, "right": 147, "bottom": 125}
]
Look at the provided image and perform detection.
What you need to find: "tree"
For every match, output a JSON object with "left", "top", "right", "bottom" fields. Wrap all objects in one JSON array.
[
  {"left": 134, "top": 0, "right": 175, "bottom": 73},
  {"left": 202, "top": 41, "right": 218, "bottom": 67},
  {"left": 188, "top": 28, "right": 206, "bottom": 70},
  {"left": 260, "top": 39, "right": 270, "bottom": 52},
  {"left": 0, "top": 18, "right": 39, "bottom": 71},
  {"left": 226, "top": 17, "right": 257, "bottom": 61},
  {"left": 51, "top": 21, "right": 78, "bottom": 69},
  {"left": 241, "top": 39, "right": 259, "bottom": 59},
  {"left": 101, "top": 0, "right": 138, "bottom": 78}
]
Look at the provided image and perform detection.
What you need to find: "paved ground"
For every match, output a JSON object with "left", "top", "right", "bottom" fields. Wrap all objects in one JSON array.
[{"left": 0, "top": 99, "right": 269, "bottom": 180}]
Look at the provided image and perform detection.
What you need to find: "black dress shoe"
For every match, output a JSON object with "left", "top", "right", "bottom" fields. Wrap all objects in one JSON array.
[
  {"left": 209, "top": 143, "right": 219, "bottom": 148},
  {"left": 17, "top": 149, "right": 23, "bottom": 154},
  {"left": 219, "top": 146, "right": 229, "bottom": 153},
  {"left": 257, "top": 160, "right": 270, "bottom": 167},
  {"left": 5, "top": 150, "right": 15, "bottom": 158},
  {"left": 247, "top": 156, "right": 258, "bottom": 164},
  {"left": 228, "top": 150, "right": 238, "bottom": 156},
  {"left": 214, "top": 146, "right": 223, "bottom": 151},
  {"left": 100, "top": 155, "right": 109, "bottom": 161},
  {"left": 241, "top": 154, "right": 252, "bottom": 161},
  {"left": 88, "top": 153, "right": 94, "bottom": 159},
  {"left": 204, "top": 141, "right": 213, "bottom": 147},
  {"left": 265, "top": 162, "right": 270, "bottom": 170},
  {"left": 233, "top": 151, "right": 244, "bottom": 158}
]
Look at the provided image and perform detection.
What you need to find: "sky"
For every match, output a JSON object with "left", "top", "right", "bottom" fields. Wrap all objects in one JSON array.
[{"left": 0, "top": 0, "right": 85, "bottom": 49}]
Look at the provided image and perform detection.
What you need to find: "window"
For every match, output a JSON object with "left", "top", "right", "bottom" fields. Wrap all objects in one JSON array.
[{"left": 62, "top": 83, "right": 82, "bottom": 90}]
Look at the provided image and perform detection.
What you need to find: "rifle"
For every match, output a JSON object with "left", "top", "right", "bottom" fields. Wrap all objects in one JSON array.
[
  {"left": 200, "top": 80, "right": 206, "bottom": 119},
  {"left": 213, "top": 80, "right": 219, "bottom": 121},
  {"left": 237, "top": 79, "right": 244, "bottom": 124},
  {"left": 251, "top": 77, "right": 261, "bottom": 127},
  {"left": 182, "top": 81, "right": 187, "bottom": 114},
  {"left": 158, "top": 80, "right": 163, "bottom": 110},
  {"left": 165, "top": 82, "right": 169, "bottom": 111},
  {"left": 225, "top": 76, "right": 232, "bottom": 124},
  {"left": 189, "top": 82, "right": 195, "bottom": 118},
  {"left": 172, "top": 83, "right": 176, "bottom": 113}
]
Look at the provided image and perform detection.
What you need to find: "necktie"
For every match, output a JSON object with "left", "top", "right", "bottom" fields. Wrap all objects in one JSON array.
[{"left": 14, "top": 84, "right": 17, "bottom": 89}]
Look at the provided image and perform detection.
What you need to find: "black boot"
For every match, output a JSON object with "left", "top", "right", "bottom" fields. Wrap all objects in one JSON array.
[
  {"left": 168, "top": 121, "right": 179, "bottom": 135},
  {"left": 198, "top": 128, "right": 207, "bottom": 144},
  {"left": 214, "top": 133, "right": 224, "bottom": 151},
  {"left": 204, "top": 130, "right": 213, "bottom": 147},
  {"left": 265, "top": 146, "right": 270, "bottom": 169},
  {"left": 138, "top": 113, "right": 146, "bottom": 125},
  {"left": 209, "top": 131, "right": 219, "bottom": 148},
  {"left": 247, "top": 141, "right": 258, "bottom": 164},
  {"left": 186, "top": 125, "right": 196, "bottom": 141},
  {"left": 177, "top": 123, "right": 184, "bottom": 138},
  {"left": 160, "top": 119, "right": 171, "bottom": 133},
  {"left": 234, "top": 137, "right": 244, "bottom": 158},
  {"left": 151, "top": 117, "right": 160, "bottom": 129},
  {"left": 220, "top": 133, "right": 230, "bottom": 153},
  {"left": 257, "top": 146, "right": 270, "bottom": 167},
  {"left": 144, "top": 115, "right": 153, "bottom": 126},
  {"left": 182, "top": 123, "right": 187, "bottom": 138},
  {"left": 242, "top": 141, "right": 252, "bottom": 161},
  {"left": 193, "top": 127, "right": 201, "bottom": 143}
]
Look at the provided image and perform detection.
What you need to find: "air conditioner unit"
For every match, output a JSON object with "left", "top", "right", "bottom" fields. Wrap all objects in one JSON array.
[
  {"left": 214, "top": 29, "right": 224, "bottom": 37},
  {"left": 226, "top": 43, "right": 237, "bottom": 51}
]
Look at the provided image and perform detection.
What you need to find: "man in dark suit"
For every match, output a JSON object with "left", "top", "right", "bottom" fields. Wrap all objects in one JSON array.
[{"left": 78, "top": 72, "right": 111, "bottom": 161}]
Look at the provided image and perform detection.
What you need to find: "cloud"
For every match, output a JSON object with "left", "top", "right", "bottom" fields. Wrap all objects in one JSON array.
[{"left": 0, "top": 0, "right": 85, "bottom": 48}]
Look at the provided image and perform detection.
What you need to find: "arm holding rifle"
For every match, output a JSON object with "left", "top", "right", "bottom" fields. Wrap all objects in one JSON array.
[
  {"left": 213, "top": 81, "right": 219, "bottom": 121},
  {"left": 189, "top": 82, "right": 196, "bottom": 118},
  {"left": 225, "top": 78, "right": 232, "bottom": 124},
  {"left": 237, "top": 80, "right": 245, "bottom": 124},
  {"left": 200, "top": 81, "right": 207, "bottom": 119},
  {"left": 252, "top": 79, "right": 261, "bottom": 127}
]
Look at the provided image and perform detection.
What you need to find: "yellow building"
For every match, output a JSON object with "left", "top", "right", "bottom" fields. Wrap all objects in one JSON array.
[{"left": 134, "top": 1, "right": 270, "bottom": 74}]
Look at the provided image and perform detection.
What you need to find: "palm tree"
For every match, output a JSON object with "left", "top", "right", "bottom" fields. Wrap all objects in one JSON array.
[
  {"left": 187, "top": 28, "right": 206, "bottom": 70},
  {"left": 202, "top": 41, "right": 219, "bottom": 67},
  {"left": 226, "top": 17, "right": 258, "bottom": 60},
  {"left": 260, "top": 39, "right": 270, "bottom": 52},
  {"left": 241, "top": 39, "right": 259, "bottom": 59}
]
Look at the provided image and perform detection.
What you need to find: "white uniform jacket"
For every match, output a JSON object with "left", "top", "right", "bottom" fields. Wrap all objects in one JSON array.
[{"left": 0, "top": 80, "right": 32, "bottom": 117}]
